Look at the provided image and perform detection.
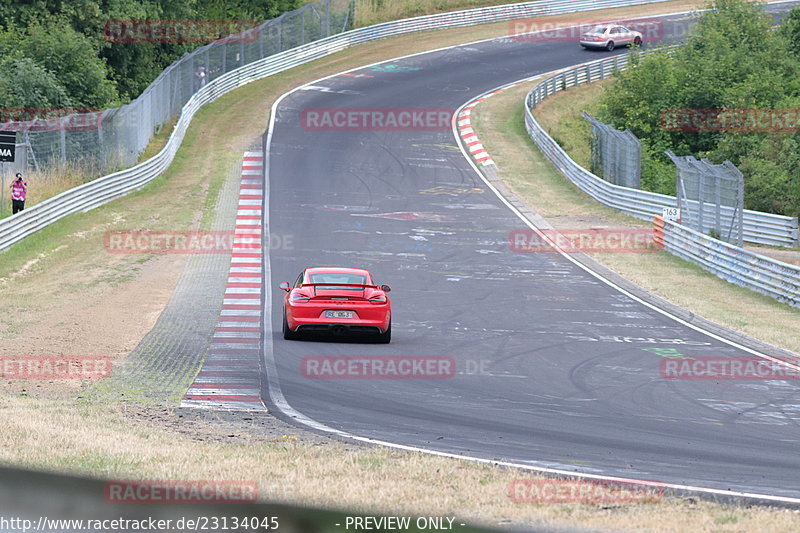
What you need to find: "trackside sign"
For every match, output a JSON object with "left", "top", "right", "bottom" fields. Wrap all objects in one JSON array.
[{"left": 0, "top": 131, "right": 14, "bottom": 162}]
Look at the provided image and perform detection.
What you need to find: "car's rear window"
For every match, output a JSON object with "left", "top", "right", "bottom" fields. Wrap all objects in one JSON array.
[
  {"left": 590, "top": 25, "right": 610, "bottom": 34},
  {"left": 308, "top": 272, "right": 367, "bottom": 290}
]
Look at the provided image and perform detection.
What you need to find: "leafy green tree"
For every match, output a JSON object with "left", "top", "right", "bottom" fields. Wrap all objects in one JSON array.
[
  {"left": 13, "top": 20, "right": 119, "bottom": 107},
  {"left": 0, "top": 55, "right": 72, "bottom": 109},
  {"left": 778, "top": 0, "right": 800, "bottom": 54},
  {"left": 0, "top": 0, "right": 302, "bottom": 103},
  {"left": 195, "top": 0, "right": 299, "bottom": 21},
  {"left": 599, "top": 49, "right": 682, "bottom": 153}
]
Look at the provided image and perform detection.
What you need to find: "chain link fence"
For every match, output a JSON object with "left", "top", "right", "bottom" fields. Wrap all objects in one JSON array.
[
  {"left": 666, "top": 151, "right": 744, "bottom": 246},
  {"left": 582, "top": 112, "right": 641, "bottom": 189},
  {"left": 0, "top": 0, "right": 354, "bottom": 177}
]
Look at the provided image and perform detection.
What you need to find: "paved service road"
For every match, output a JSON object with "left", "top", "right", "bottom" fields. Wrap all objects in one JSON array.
[{"left": 264, "top": 5, "right": 800, "bottom": 500}]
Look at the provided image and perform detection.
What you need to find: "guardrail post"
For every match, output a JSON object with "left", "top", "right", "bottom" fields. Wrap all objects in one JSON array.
[
  {"left": 97, "top": 115, "right": 105, "bottom": 170},
  {"left": 221, "top": 41, "right": 227, "bottom": 74},
  {"left": 326, "top": 0, "right": 332, "bottom": 37},
  {"left": 60, "top": 121, "right": 67, "bottom": 164},
  {"left": 301, "top": 7, "right": 306, "bottom": 44}
]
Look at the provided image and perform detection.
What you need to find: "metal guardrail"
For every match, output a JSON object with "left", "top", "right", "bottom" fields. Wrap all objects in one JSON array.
[
  {"left": 0, "top": 0, "right": 679, "bottom": 253},
  {"left": 524, "top": 53, "right": 800, "bottom": 248},
  {"left": 654, "top": 216, "right": 800, "bottom": 308}
]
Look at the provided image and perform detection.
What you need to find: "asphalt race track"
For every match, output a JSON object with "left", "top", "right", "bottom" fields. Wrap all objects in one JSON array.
[{"left": 263, "top": 4, "right": 800, "bottom": 500}]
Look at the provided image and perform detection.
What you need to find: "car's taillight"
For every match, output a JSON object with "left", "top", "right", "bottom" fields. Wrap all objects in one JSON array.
[
  {"left": 290, "top": 291, "right": 310, "bottom": 303},
  {"left": 368, "top": 294, "right": 386, "bottom": 304}
]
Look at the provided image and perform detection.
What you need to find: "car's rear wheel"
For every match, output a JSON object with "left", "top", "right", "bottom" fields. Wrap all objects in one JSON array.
[
  {"left": 283, "top": 312, "right": 299, "bottom": 340},
  {"left": 606, "top": 40, "right": 615, "bottom": 51},
  {"left": 375, "top": 321, "right": 391, "bottom": 344},
  {"left": 633, "top": 36, "right": 642, "bottom": 46}
]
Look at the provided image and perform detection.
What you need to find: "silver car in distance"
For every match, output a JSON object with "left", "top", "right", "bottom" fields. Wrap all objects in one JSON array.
[{"left": 580, "top": 24, "right": 643, "bottom": 51}]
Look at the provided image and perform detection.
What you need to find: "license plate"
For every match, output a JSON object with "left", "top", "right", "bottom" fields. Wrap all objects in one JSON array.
[{"left": 325, "top": 310, "right": 354, "bottom": 319}]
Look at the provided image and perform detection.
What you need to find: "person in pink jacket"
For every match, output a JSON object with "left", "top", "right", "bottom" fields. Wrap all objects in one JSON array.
[{"left": 10, "top": 173, "right": 27, "bottom": 214}]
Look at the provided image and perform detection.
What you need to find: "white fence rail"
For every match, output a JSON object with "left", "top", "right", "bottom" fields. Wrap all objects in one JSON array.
[
  {"left": 524, "top": 53, "right": 800, "bottom": 248},
  {"left": 0, "top": 0, "right": 680, "bottom": 252},
  {"left": 654, "top": 216, "right": 800, "bottom": 308}
]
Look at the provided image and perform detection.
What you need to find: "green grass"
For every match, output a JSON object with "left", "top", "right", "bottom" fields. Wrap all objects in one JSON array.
[{"left": 353, "top": 0, "right": 533, "bottom": 26}]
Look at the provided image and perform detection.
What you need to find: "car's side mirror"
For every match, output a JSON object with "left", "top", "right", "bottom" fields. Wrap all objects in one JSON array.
[
  {"left": 279, "top": 282, "right": 291, "bottom": 292},
  {"left": 381, "top": 284, "right": 391, "bottom": 293}
]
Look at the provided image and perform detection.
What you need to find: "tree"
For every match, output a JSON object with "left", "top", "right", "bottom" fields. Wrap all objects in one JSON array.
[
  {"left": 0, "top": 0, "right": 304, "bottom": 106},
  {"left": 0, "top": 55, "right": 72, "bottom": 109},
  {"left": 18, "top": 20, "right": 119, "bottom": 108}
]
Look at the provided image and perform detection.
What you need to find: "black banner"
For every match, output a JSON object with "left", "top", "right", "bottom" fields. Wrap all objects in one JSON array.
[{"left": 0, "top": 130, "right": 15, "bottom": 162}]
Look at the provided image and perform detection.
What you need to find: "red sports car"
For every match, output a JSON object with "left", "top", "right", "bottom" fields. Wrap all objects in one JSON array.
[{"left": 279, "top": 267, "right": 392, "bottom": 343}]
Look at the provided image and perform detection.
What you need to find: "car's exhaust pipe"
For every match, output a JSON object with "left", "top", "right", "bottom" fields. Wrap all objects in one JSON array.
[{"left": 331, "top": 325, "right": 347, "bottom": 336}]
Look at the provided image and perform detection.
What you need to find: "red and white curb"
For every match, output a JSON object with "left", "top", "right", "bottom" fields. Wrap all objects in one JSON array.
[
  {"left": 181, "top": 151, "right": 266, "bottom": 411},
  {"left": 456, "top": 80, "right": 534, "bottom": 167}
]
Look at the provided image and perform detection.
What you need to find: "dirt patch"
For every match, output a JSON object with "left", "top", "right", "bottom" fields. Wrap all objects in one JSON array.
[
  {"left": 0, "top": 247, "right": 186, "bottom": 398},
  {"left": 547, "top": 214, "right": 648, "bottom": 230},
  {"left": 124, "top": 405, "right": 342, "bottom": 447}
]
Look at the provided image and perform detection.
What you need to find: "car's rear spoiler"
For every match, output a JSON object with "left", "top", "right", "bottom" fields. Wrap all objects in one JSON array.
[{"left": 299, "top": 283, "right": 378, "bottom": 289}]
